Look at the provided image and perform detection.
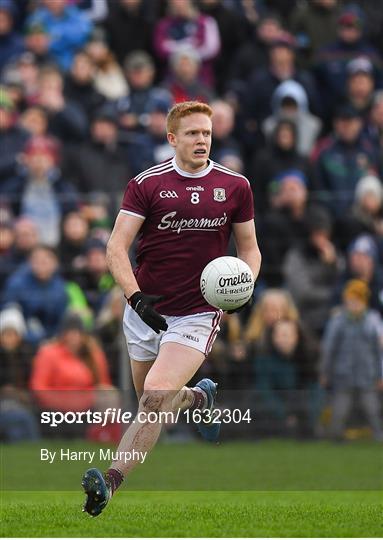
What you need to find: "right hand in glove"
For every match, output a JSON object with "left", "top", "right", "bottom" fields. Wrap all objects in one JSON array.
[{"left": 128, "top": 292, "right": 168, "bottom": 334}]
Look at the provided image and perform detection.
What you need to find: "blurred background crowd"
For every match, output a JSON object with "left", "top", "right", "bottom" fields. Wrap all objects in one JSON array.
[{"left": 0, "top": 0, "right": 382, "bottom": 443}]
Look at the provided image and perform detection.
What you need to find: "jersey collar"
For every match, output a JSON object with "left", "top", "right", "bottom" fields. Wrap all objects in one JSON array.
[{"left": 172, "top": 156, "right": 214, "bottom": 178}]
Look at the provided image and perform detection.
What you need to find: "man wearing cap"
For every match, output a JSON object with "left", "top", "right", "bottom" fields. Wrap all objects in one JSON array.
[
  {"left": 346, "top": 57, "right": 376, "bottom": 118},
  {"left": 311, "top": 102, "right": 380, "bottom": 216},
  {"left": 117, "top": 51, "right": 161, "bottom": 133},
  {"left": 313, "top": 4, "right": 383, "bottom": 117},
  {"left": 320, "top": 279, "right": 383, "bottom": 441}
]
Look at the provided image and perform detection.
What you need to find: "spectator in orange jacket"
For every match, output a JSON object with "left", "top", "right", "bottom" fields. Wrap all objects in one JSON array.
[{"left": 30, "top": 312, "right": 111, "bottom": 414}]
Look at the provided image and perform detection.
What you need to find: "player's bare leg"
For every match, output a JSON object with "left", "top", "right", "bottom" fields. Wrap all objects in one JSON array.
[
  {"left": 82, "top": 342, "right": 209, "bottom": 516},
  {"left": 110, "top": 342, "right": 205, "bottom": 474}
]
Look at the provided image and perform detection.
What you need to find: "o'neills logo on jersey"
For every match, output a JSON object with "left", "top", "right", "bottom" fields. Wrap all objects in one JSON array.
[{"left": 158, "top": 211, "right": 227, "bottom": 234}]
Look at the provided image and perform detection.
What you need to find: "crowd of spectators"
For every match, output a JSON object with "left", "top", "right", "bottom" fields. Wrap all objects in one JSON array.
[{"left": 0, "top": 0, "right": 382, "bottom": 442}]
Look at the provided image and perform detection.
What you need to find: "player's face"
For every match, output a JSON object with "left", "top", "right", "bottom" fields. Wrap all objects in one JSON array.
[{"left": 168, "top": 113, "right": 212, "bottom": 173}]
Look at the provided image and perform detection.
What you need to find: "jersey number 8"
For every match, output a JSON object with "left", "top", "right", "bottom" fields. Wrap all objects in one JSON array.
[{"left": 191, "top": 193, "right": 200, "bottom": 204}]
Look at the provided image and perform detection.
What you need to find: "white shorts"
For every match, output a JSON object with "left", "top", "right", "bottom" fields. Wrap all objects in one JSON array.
[{"left": 122, "top": 304, "right": 222, "bottom": 361}]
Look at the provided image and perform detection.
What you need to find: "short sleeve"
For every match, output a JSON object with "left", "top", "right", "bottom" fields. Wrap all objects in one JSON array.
[
  {"left": 120, "top": 178, "right": 149, "bottom": 219},
  {"left": 232, "top": 179, "right": 255, "bottom": 223}
]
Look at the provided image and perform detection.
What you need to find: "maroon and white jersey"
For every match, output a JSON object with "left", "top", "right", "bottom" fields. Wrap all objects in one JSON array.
[{"left": 121, "top": 157, "right": 254, "bottom": 315}]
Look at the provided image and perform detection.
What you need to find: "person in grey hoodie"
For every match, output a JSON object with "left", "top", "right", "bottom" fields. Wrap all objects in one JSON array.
[
  {"left": 263, "top": 79, "right": 322, "bottom": 156},
  {"left": 320, "top": 279, "right": 383, "bottom": 441}
]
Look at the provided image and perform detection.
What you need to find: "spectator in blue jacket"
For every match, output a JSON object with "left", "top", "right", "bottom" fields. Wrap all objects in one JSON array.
[
  {"left": 1, "top": 244, "right": 68, "bottom": 343},
  {"left": 311, "top": 103, "right": 380, "bottom": 217},
  {"left": 0, "top": 0, "right": 25, "bottom": 74},
  {"left": 25, "top": 0, "right": 92, "bottom": 72}
]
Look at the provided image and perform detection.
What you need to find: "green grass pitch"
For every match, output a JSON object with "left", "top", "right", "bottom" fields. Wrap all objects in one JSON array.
[{"left": 1, "top": 440, "right": 382, "bottom": 537}]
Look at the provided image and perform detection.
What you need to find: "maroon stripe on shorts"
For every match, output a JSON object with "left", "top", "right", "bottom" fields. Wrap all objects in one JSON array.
[{"left": 204, "top": 311, "right": 222, "bottom": 355}]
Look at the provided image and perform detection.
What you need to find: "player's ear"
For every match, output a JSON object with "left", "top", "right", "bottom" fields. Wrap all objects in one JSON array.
[{"left": 167, "top": 132, "right": 177, "bottom": 147}]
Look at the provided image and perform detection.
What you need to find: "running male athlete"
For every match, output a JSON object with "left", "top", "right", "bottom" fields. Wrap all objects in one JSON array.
[{"left": 82, "top": 101, "right": 262, "bottom": 516}]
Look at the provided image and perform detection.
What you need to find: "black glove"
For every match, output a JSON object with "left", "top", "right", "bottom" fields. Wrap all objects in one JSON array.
[
  {"left": 226, "top": 284, "right": 256, "bottom": 314},
  {"left": 128, "top": 292, "right": 168, "bottom": 333}
]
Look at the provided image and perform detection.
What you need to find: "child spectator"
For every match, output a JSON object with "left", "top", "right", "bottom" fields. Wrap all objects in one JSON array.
[
  {"left": 255, "top": 318, "right": 318, "bottom": 436},
  {"left": 320, "top": 279, "right": 383, "bottom": 441},
  {"left": 244, "top": 289, "right": 300, "bottom": 354}
]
